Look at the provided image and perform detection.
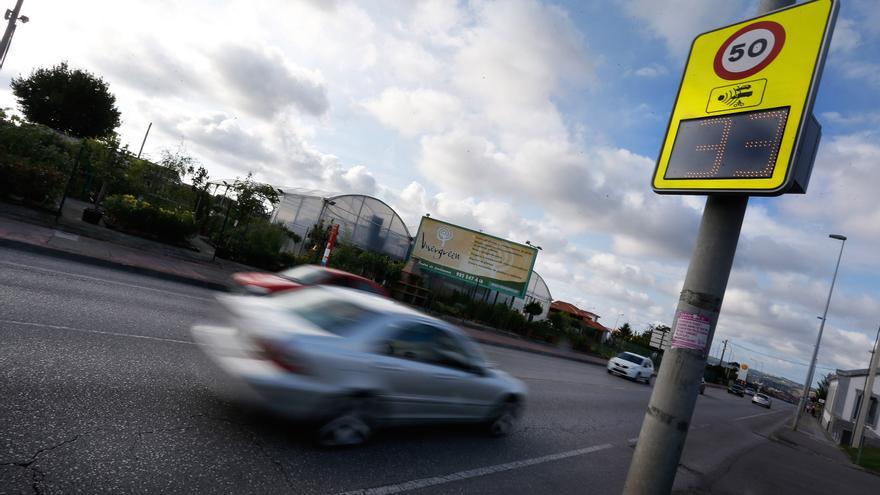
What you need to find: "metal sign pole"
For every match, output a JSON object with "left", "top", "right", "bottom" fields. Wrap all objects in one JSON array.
[
  {"left": 622, "top": 195, "right": 747, "bottom": 494},
  {"left": 624, "top": 2, "right": 803, "bottom": 492}
]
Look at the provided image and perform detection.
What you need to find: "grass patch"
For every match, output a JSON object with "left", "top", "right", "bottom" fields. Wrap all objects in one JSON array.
[{"left": 844, "top": 446, "right": 880, "bottom": 473}]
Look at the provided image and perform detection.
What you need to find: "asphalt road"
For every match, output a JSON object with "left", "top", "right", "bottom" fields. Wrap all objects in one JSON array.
[{"left": 0, "top": 247, "right": 794, "bottom": 494}]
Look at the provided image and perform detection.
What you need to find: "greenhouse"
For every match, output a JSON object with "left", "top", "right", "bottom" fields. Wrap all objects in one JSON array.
[
  {"left": 271, "top": 188, "right": 413, "bottom": 260},
  {"left": 419, "top": 269, "right": 553, "bottom": 321}
]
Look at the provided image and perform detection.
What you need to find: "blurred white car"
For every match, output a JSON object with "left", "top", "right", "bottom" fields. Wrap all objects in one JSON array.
[
  {"left": 607, "top": 352, "right": 654, "bottom": 385},
  {"left": 192, "top": 286, "right": 527, "bottom": 446},
  {"left": 752, "top": 393, "right": 772, "bottom": 408}
]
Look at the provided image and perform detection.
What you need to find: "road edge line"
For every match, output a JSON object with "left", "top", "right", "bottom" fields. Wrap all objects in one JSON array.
[{"left": 337, "top": 443, "right": 614, "bottom": 495}]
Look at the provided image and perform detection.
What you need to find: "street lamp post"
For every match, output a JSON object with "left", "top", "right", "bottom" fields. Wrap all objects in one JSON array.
[
  {"left": 0, "top": 0, "right": 28, "bottom": 71},
  {"left": 793, "top": 234, "right": 847, "bottom": 431},
  {"left": 211, "top": 181, "right": 232, "bottom": 262}
]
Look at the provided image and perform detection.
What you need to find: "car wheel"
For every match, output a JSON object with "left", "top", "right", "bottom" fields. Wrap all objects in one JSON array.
[
  {"left": 317, "top": 396, "right": 377, "bottom": 447},
  {"left": 644, "top": 374, "right": 652, "bottom": 386},
  {"left": 487, "top": 397, "right": 521, "bottom": 437}
]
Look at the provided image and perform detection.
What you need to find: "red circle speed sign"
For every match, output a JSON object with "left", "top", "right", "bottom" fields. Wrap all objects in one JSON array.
[{"left": 714, "top": 21, "right": 786, "bottom": 80}]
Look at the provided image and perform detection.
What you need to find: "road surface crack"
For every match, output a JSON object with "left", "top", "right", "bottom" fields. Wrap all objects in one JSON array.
[{"left": 0, "top": 429, "right": 98, "bottom": 495}]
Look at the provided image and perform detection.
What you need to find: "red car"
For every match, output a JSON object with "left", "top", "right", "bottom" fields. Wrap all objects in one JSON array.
[{"left": 231, "top": 265, "right": 390, "bottom": 297}]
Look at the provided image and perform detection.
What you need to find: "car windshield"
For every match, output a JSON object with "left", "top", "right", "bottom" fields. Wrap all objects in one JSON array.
[
  {"left": 274, "top": 290, "right": 378, "bottom": 336},
  {"left": 617, "top": 352, "right": 644, "bottom": 365},
  {"left": 278, "top": 265, "right": 333, "bottom": 284},
  {"left": 756, "top": 394, "right": 768, "bottom": 399}
]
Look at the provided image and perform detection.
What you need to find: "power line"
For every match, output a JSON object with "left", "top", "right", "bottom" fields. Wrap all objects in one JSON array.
[{"left": 729, "top": 342, "right": 836, "bottom": 371}]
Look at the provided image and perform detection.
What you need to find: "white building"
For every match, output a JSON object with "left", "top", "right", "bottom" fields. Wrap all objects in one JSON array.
[{"left": 821, "top": 368, "right": 880, "bottom": 445}]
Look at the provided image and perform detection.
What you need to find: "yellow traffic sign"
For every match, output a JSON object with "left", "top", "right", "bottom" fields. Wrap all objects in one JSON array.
[{"left": 653, "top": 0, "right": 838, "bottom": 195}]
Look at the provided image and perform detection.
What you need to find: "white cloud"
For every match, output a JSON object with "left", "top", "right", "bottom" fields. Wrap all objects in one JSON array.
[
  {"left": 830, "top": 18, "right": 862, "bottom": 54},
  {"left": 213, "top": 44, "right": 329, "bottom": 119},
  {"left": 616, "top": 0, "right": 748, "bottom": 57},
  {"left": 362, "top": 88, "right": 462, "bottom": 137},
  {"left": 821, "top": 111, "right": 880, "bottom": 126},
  {"left": 633, "top": 64, "right": 668, "bottom": 78}
]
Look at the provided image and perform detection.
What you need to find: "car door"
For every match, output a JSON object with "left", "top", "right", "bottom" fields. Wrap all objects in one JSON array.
[
  {"left": 644, "top": 359, "right": 654, "bottom": 376},
  {"left": 432, "top": 327, "right": 498, "bottom": 419},
  {"left": 370, "top": 321, "right": 468, "bottom": 421}
]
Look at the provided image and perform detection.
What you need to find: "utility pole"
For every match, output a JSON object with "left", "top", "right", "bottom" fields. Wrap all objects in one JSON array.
[
  {"left": 136, "top": 122, "right": 152, "bottom": 159},
  {"left": 0, "top": 0, "right": 26, "bottom": 71},
  {"left": 622, "top": 2, "right": 795, "bottom": 493},
  {"left": 852, "top": 324, "right": 880, "bottom": 456},
  {"left": 719, "top": 339, "right": 730, "bottom": 383}
]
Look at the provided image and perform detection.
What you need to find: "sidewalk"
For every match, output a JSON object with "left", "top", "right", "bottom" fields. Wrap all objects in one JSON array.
[
  {"left": 0, "top": 199, "right": 250, "bottom": 290},
  {"left": 456, "top": 322, "right": 608, "bottom": 367},
  {"left": 687, "top": 415, "right": 880, "bottom": 494}
]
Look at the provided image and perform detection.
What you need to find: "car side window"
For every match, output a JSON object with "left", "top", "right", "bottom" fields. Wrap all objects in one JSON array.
[
  {"left": 384, "top": 323, "right": 472, "bottom": 371},
  {"left": 431, "top": 329, "right": 473, "bottom": 371},
  {"left": 385, "top": 324, "right": 435, "bottom": 363},
  {"left": 355, "top": 280, "right": 382, "bottom": 294}
]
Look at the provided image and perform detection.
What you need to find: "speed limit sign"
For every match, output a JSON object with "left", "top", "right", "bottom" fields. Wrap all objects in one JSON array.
[
  {"left": 714, "top": 21, "right": 786, "bottom": 80},
  {"left": 653, "top": 0, "right": 838, "bottom": 196}
]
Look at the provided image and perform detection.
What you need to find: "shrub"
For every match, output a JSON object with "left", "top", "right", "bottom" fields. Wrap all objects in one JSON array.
[
  {"left": 211, "top": 218, "right": 300, "bottom": 271},
  {"left": 103, "top": 194, "right": 197, "bottom": 243},
  {"left": 0, "top": 158, "right": 66, "bottom": 206}
]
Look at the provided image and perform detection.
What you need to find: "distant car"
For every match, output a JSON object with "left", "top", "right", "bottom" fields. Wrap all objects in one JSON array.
[
  {"left": 699, "top": 378, "right": 706, "bottom": 395},
  {"left": 752, "top": 393, "right": 772, "bottom": 408},
  {"left": 192, "top": 286, "right": 526, "bottom": 447},
  {"left": 745, "top": 387, "right": 756, "bottom": 396},
  {"left": 607, "top": 352, "right": 654, "bottom": 385},
  {"left": 232, "top": 264, "right": 389, "bottom": 297},
  {"left": 728, "top": 384, "right": 745, "bottom": 396}
]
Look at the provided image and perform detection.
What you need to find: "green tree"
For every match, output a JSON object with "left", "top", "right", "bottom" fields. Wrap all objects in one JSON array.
[
  {"left": 11, "top": 62, "right": 121, "bottom": 138},
  {"left": 523, "top": 301, "right": 543, "bottom": 322},
  {"left": 548, "top": 311, "right": 571, "bottom": 332},
  {"left": 232, "top": 173, "right": 280, "bottom": 221},
  {"left": 615, "top": 322, "right": 634, "bottom": 340},
  {"left": 158, "top": 148, "right": 196, "bottom": 182},
  {"left": 816, "top": 372, "right": 831, "bottom": 401}
]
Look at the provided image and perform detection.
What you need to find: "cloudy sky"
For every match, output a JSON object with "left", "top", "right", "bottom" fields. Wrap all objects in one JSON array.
[{"left": 2, "top": 0, "right": 878, "bottom": 385}]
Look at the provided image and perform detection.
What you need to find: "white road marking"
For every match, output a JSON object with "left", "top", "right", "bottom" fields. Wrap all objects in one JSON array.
[
  {"left": 338, "top": 443, "right": 614, "bottom": 495},
  {"left": 0, "top": 319, "right": 195, "bottom": 346},
  {"left": 52, "top": 230, "right": 79, "bottom": 241},
  {"left": 732, "top": 410, "right": 783, "bottom": 421},
  {"left": 0, "top": 260, "right": 214, "bottom": 302}
]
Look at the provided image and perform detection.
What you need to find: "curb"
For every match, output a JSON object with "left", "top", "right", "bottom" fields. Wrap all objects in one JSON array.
[
  {"left": 0, "top": 238, "right": 230, "bottom": 292},
  {"left": 469, "top": 336, "right": 608, "bottom": 367}
]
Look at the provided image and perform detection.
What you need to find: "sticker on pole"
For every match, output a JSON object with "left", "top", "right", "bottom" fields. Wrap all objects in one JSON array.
[{"left": 671, "top": 312, "right": 711, "bottom": 351}]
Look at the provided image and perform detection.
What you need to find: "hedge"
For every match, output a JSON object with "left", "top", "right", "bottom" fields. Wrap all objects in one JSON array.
[
  {"left": 103, "top": 194, "right": 197, "bottom": 243},
  {"left": 0, "top": 158, "right": 66, "bottom": 207}
]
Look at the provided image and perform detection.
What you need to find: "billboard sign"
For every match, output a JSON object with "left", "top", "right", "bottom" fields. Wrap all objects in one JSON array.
[
  {"left": 737, "top": 364, "right": 749, "bottom": 382},
  {"left": 409, "top": 217, "right": 538, "bottom": 298}
]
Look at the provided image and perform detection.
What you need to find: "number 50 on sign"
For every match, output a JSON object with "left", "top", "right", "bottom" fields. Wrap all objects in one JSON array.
[{"left": 652, "top": 0, "right": 838, "bottom": 195}]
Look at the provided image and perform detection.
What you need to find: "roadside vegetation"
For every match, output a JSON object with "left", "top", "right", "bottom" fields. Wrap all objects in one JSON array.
[
  {"left": 2, "top": 62, "right": 305, "bottom": 271},
  {"left": 844, "top": 446, "right": 880, "bottom": 473}
]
